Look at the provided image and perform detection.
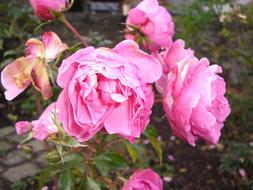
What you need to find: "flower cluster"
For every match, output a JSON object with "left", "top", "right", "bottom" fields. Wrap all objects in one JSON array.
[{"left": 0, "top": 0, "right": 231, "bottom": 189}]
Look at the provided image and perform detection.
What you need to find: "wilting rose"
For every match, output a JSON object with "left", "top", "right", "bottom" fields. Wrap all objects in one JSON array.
[
  {"left": 158, "top": 40, "right": 231, "bottom": 146},
  {"left": 29, "top": 0, "right": 69, "bottom": 20},
  {"left": 56, "top": 40, "right": 162, "bottom": 142},
  {"left": 122, "top": 169, "right": 163, "bottom": 190},
  {"left": 15, "top": 121, "right": 31, "bottom": 135},
  {"left": 1, "top": 31, "right": 68, "bottom": 101},
  {"left": 125, "top": 0, "right": 174, "bottom": 51},
  {"left": 32, "top": 102, "right": 58, "bottom": 141}
]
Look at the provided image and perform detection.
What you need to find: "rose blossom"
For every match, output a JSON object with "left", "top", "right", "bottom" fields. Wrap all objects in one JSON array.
[
  {"left": 122, "top": 169, "right": 163, "bottom": 190},
  {"left": 32, "top": 102, "right": 58, "bottom": 141},
  {"left": 56, "top": 40, "right": 162, "bottom": 142},
  {"left": 1, "top": 31, "right": 67, "bottom": 101},
  {"left": 125, "top": 0, "right": 174, "bottom": 51},
  {"left": 29, "top": 0, "right": 69, "bottom": 21},
  {"left": 157, "top": 39, "right": 231, "bottom": 146},
  {"left": 15, "top": 121, "right": 31, "bottom": 135}
]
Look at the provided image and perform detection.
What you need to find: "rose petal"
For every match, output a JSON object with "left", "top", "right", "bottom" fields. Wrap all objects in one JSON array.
[
  {"left": 114, "top": 40, "right": 162, "bottom": 83},
  {"left": 1, "top": 57, "right": 34, "bottom": 100},
  {"left": 42, "top": 31, "right": 68, "bottom": 62},
  {"left": 26, "top": 38, "right": 45, "bottom": 58}
]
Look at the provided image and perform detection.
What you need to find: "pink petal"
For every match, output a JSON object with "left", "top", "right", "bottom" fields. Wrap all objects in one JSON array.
[
  {"left": 114, "top": 40, "right": 162, "bottom": 83},
  {"left": 57, "top": 47, "right": 95, "bottom": 88},
  {"left": 15, "top": 121, "right": 31, "bottom": 135},
  {"left": 104, "top": 100, "right": 132, "bottom": 136},
  {"left": 32, "top": 102, "right": 58, "bottom": 141},
  {"left": 42, "top": 31, "right": 68, "bottom": 62},
  {"left": 26, "top": 38, "right": 45, "bottom": 58},
  {"left": 31, "top": 59, "right": 52, "bottom": 100},
  {"left": 1, "top": 57, "right": 34, "bottom": 100}
]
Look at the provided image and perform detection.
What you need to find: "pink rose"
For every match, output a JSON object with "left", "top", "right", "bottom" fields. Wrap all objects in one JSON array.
[
  {"left": 32, "top": 102, "right": 58, "bottom": 141},
  {"left": 122, "top": 169, "right": 163, "bottom": 190},
  {"left": 56, "top": 40, "right": 162, "bottom": 142},
  {"left": 29, "top": 0, "right": 69, "bottom": 20},
  {"left": 158, "top": 40, "right": 231, "bottom": 146},
  {"left": 15, "top": 121, "right": 31, "bottom": 135},
  {"left": 126, "top": 0, "right": 174, "bottom": 52},
  {"left": 1, "top": 31, "right": 67, "bottom": 101}
]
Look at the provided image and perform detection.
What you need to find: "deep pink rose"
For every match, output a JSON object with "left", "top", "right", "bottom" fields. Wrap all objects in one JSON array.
[
  {"left": 15, "top": 121, "right": 31, "bottom": 135},
  {"left": 158, "top": 40, "right": 231, "bottom": 146},
  {"left": 122, "top": 169, "right": 163, "bottom": 190},
  {"left": 56, "top": 40, "right": 162, "bottom": 142},
  {"left": 32, "top": 103, "right": 58, "bottom": 141},
  {"left": 29, "top": 0, "right": 69, "bottom": 20},
  {"left": 126, "top": 0, "right": 174, "bottom": 51}
]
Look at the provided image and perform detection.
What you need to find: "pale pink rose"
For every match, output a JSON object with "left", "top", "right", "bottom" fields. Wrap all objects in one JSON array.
[
  {"left": 29, "top": 0, "right": 69, "bottom": 20},
  {"left": 1, "top": 31, "right": 67, "bottom": 101},
  {"left": 32, "top": 102, "right": 58, "bottom": 141},
  {"left": 159, "top": 40, "right": 231, "bottom": 146},
  {"left": 122, "top": 169, "right": 163, "bottom": 190},
  {"left": 56, "top": 40, "right": 162, "bottom": 142},
  {"left": 41, "top": 187, "right": 48, "bottom": 190},
  {"left": 126, "top": 0, "right": 174, "bottom": 51},
  {"left": 15, "top": 121, "right": 31, "bottom": 135}
]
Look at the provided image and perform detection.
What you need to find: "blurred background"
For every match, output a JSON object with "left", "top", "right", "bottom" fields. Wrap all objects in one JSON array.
[{"left": 0, "top": 0, "right": 252, "bottom": 189}]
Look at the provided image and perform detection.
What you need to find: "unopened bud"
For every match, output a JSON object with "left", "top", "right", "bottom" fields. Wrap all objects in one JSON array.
[{"left": 47, "top": 150, "right": 61, "bottom": 164}]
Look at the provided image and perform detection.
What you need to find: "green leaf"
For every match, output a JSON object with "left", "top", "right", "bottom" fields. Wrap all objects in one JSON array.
[
  {"left": 3, "top": 50, "right": 18, "bottom": 58},
  {"left": 59, "top": 169, "right": 74, "bottom": 190},
  {"left": 124, "top": 142, "right": 138, "bottom": 163},
  {"left": 93, "top": 152, "right": 127, "bottom": 173},
  {"left": 85, "top": 177, "right": 101, "bottom": 190},
  {"left": 63, "top": 153, "right": 84, "bottom": 164},
  {"left": 55, "top": 143, "right": 63, "bottom": 162},
  {"left": 144, "top": 125, "right": 163, "bottom": 164},
  {"left": 61, "top": 136, "right": 87, "bottom": 148},
  {"left": 144, "top": 125, "right": 158, "bottom": 138},
  {"left": 148, "top": 136, "right": 163, "bottom": 164}
]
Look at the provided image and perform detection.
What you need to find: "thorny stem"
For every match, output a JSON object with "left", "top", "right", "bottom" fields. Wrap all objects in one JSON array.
[{"left": 60, "top": 15, "right": 88, "bottom": 47}]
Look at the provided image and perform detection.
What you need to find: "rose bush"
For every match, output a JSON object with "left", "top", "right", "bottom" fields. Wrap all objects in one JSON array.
[{"left": 0, "top": 0, "right": 232, "bottom": 189}]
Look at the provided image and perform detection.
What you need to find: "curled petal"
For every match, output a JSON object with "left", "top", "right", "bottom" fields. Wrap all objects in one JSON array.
[
  {"left": 1, "top": 57, "right": 35, "bottom": 100},
  {"left": 26, "top": 38, "right": 45, "bottom": 58},
  {"left": 42, "top": 31, "right": 68, "bottom": 62},
  {"left": 31, "top": 59, "right": 53, "bottom": 100}
]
